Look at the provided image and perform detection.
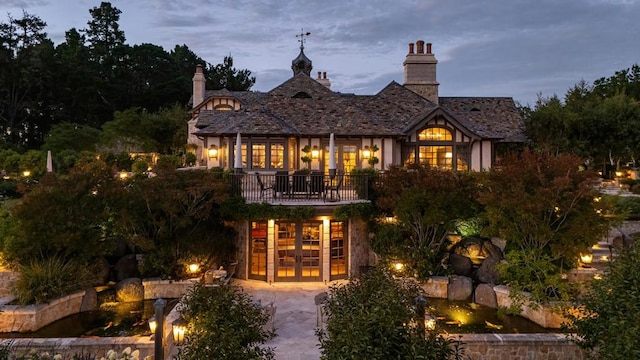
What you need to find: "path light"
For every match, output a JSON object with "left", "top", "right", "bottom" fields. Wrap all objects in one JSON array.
[
  {"left": 119, "top": 170, "right": 128, "bottom": 179},
  {"left": 580, "top": 253, "right": 593, "bottom": 268},
  {"left": 148, "top": 315, "right": 157, "bottom": 337},
  {"left": 188, "top": 263, "right": 200, "bottom": 274},
  {"left": 22, "top": 170, "right": 31, "bottom": 177},
  {"left": 393, "top": 261, "right": 405, "bottom": 272},
  {"left": 424, "top": 313, "right": 436, "bottom": 331},
  {"left": 172, "top": 318, "right": 186, "bottom": 346}
]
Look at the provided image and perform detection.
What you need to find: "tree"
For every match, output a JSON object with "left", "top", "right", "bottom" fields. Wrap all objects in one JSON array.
[
  {"left": 177, "top": 283, "right": 276, "bottom": 360},
  {"left": 373, "top": 164, "right": 480, "bottom": 278},
  {"left": 564, "top": 242, "right": 640, "bottom": 359},
  {"left": 317, "top": 267, "right": 458, "bottom": 360},
  {"left": 478, "top": 150, "right": 611, "bottom": 303},
  {"left": 525, "top": 95, "right": 574, "bottom": 155},
  {"left": 206, "top": 55, "right": 255, "bottom": 91},
  {"left": 83, "top": 1, "right": 125, "bottom": 65},
  {"left": 42, "top": 122, "right": 101, "bottom": 153}
]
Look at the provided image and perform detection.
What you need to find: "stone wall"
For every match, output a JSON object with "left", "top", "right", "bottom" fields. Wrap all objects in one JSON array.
[
  {"left": 0, "top": 271, "right": 19, "bottom": 298},
  {"left": 349, "top": 218, "right": 375, "bottom": 276},
  {"left": 0, "top": 291, "right": 86, "bottom": 332},
  {"left": 494, "top": 285, "right": 567, "bottom": 329},
  {"left": 0, "top": 337, "right": 154, "bottom": 359},
  {"left": 455, "top": 334, "right": 584, "bottom": 360},
  {"left": 142, "top": 279, "right": 197, "bottom": 299}
]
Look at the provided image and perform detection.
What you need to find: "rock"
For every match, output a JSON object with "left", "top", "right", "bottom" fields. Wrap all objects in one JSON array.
[
  {"left": 449, "top": 253, "right": 473, "bottom": 277},
  {"left": 476, "top": 257, "right": 501, "bottom": 284},
  {"left": 90, "top": 257, "right": 111, "bottom": 286},
  {"left": 114, "top": 254, "right": 138, "bottom": 282},
  {"left": 447, "top": 275, "right": 473, "bottom": 301},
  {"left": 81, "top": 287, "right": 98, "bottom": 312},
  {"left": 474, "top": 283, "right": 497, "bottom": 308},
  {"left": 115, "top": 278, "right": 144, "bottom": 303}
]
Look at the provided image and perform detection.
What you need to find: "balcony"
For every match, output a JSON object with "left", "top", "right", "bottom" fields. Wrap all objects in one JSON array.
[{"left": 230, "top": 172, "right": 370, "bottom": 205}]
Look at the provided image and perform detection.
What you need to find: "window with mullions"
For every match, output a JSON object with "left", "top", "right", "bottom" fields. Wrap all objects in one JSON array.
[
  {"left": 330, "top": 221, "right": 347, "bottom": 279},
  {"left": 419, "top": 145, "right": 453, "bottom": 169},
  {"left": 252, "top": 144, "right": 266, "bottom": 169},
  {"left": 270, "top": 144, "right": 284, "bottom": 169},
  {"left": 418, "top": 127, "right": 452, "bottom": 141}
]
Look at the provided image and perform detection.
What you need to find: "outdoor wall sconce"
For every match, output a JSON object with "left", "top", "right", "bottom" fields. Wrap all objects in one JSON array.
[
  {"left": 208, "top": 145, "right": 218, "bottom": 159},
  {"left": 172, "top": 318, "right": 187, "bottom": 346},
  {"left": 311, "top": 145, "right": 319, "bottom": 160},
  {"left": 580, "top": 253, "right": 593, "bottom": 267},
  {"left": 362, "top": 146, "right": 371, "bottom": 159}
]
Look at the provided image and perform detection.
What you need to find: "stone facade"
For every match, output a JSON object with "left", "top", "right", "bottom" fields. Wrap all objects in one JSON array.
[
  {"left": 142, "top": 278, "right": 198, "bottom": 299},
  {"left": 349, "top": 217, "right": 375, "bottom": 276},
  {"left": 456, "top": 334, "right": 584, "bottom": 360}
]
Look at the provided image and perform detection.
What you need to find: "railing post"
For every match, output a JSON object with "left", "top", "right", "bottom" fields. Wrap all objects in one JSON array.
[{"left": 154, "top": 298, "right": 166, "bottom": 360}]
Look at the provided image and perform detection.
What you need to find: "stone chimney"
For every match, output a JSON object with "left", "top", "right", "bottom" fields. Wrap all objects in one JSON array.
[
  {"left": 316, "top": 71, "right": 331, "bottom": 89},
  {"left": 192, "top": 64, "right": 206, "bottom": 108},
  {"left": 403, "top": 40, "right": 439, "bottom": 104}
]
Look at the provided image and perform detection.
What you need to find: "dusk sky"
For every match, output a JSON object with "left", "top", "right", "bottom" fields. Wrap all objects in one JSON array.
[{"left": 3, "top": 0, "right": 640, "bottom": 106}]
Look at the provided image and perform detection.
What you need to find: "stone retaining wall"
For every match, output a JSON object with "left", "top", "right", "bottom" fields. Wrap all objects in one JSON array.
[
  {"left": 0, "top": 291, "right": 86, "bottom": 332},
  {"left": 454, "top": 333, "right": 584, "bottom": 360},
  {"left": 0, "top": 337, "right": 154, "bottom": 359},
  {"left": 142, "top": 278, "right": 197, "bottom": 299}
]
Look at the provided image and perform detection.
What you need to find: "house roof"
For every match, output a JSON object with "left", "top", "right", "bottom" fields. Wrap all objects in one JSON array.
[{"left": 193, "top": 74, "right": 526, "bottom": 142}]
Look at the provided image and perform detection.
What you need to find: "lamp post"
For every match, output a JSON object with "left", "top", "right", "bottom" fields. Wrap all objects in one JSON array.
[
  {"left": 154, "top": 298, "right": 167, "bottom": 360},
  {"left": 415, "top": 295, "right": 427, "bottom": 333}
]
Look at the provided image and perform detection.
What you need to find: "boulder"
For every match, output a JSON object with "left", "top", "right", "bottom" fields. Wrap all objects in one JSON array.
[
  {"left": 474, "top": 283, "right": 497, "bottom": 309},
  {"left": 114, "top": 254, "right": 138, "bottom": 282},
  {"left": 81, "top": 287, "right": 98, "bottom": 312},
  {"left": 475, "top": 242, "right": 503, "bottom": 284},
  {"left": 449, "top": 253, "right": 473, "bottom": 277},
  {"left": 90, "top": 257, "right": 111, "bottom": 286},
  {"left": 115, "top": 278, "right": 144, "bottom": 303},
  {"left": 447, "top": 275, "right": 473, "bottom": 301}
]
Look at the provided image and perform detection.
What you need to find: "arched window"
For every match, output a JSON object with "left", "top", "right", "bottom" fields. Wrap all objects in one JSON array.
[
  {"left": 417, "top": 127, "right": 453, "bottom": 170},
  {"left": 214, "top": 104, "right": 233, "bottom": 110}
]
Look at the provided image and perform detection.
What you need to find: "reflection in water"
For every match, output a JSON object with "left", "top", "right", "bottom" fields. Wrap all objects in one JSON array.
[
  {"left": 426, "top": 299, "right": 556, "bottom": 334},
  {"left": 0, "top": 299, "right": 178, "bottom": 338}
]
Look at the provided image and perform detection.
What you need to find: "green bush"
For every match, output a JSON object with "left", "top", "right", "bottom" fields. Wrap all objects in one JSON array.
[
  {"left": 350, "top": 167, "right": 380, "bottom": 201},
  {"left": 317, "top": 267, "right": 460, "bottom": 359},
  {"left": 176, "top": 283, "right": 275, "bottom": 360},
  {"left": 13, "top": 257, "right": 92, "bottom": 305},
  {"left": 185, "top": 152, "right": 196, "bottom": 167},
  {"left": 131, "top": 158, "right": 149, "bottom": 174},
  {"left": 611, "top": 195, "right": 640, "bottom": 217},
  {"left": 564, "top": 242, "right": 640, "bottom": 359}
]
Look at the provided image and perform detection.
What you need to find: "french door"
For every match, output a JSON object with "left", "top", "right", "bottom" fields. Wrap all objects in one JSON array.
[{"left": 275, "top": 221, "right": 322, "bottom": 281}]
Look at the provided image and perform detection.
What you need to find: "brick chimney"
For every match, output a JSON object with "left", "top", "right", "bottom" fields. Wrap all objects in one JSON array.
[
  {"left": 316, "top": 71, "right": 331, "bottom": 89},
  {"left": 192, "top": 64, "right": 206, "bottom": 108},
  {"left": 403, "top": 40, "right": 439, "bottom": 104}
]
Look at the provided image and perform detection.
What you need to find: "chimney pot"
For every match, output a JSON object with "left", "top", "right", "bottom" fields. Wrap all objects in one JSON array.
[
  {"left": 408, "top": 43, "right": 415, "bottom": 54},
  {"left": 196, "top": 64, "right": 203, "bottom": 73},
  {"left": 323, "top": 72, "right": 327, "bottom": 79},
  {"left": 426, "top": 43, "right": 432, "bottom": 54},
  {"left": 317, "top": 71, "right": 321, "bottom": 79},
  {"left": 416, "top": 40, "right": 424, "bottom": 54}
]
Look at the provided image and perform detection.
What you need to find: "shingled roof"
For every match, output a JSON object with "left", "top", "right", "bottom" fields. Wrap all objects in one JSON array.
[{"left": 193, "top": 74, "right": 526, "bottom": 142}]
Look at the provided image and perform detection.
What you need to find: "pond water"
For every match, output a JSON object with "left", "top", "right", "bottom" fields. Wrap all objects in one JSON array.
[
  {"left": 0, "top": 299, "right": 178, "bottom": 338},
  {"left": 427, "top": 298, "right": 556, "bottom": 334}
]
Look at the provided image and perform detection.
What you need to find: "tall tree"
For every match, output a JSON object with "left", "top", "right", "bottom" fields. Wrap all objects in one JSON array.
[{"left": 206, "top": 56, "right": 255, "bottom": 91}]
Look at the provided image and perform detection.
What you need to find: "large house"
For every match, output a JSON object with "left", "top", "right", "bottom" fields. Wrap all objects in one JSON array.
[{"left": 187, "top": 39, "right": 525, "bottom": 283}]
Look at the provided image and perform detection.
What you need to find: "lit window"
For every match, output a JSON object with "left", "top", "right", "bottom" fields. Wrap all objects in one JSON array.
[
  {"left": 252, "top": 144, "right": 266, "bottom": 169},
  {"left": 233, "top": 144, "right": 247, "bottom": 167},
  {"left": 214, "top": 104, "right": 233, "bottom": 110},
  {"left": 419, "top": 146, "right": 453, "bottom": 169},
  {"left": 418, "top": 127, "right": 452, "bottom": 141},
  {"left": 270, "top": 144, "right": 284, "bottom": 169}
]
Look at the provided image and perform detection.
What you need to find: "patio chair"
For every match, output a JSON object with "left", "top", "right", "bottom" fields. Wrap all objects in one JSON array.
[
  {"left": 274, "top": 171, "right": 291, "bottom": 198},
  {"left": 309, "top": 171, "right": 325, "bottom": 199},
  {"left": 220, "top": 261, "right": 238, "bottom": 285},
  {"left": 291, "top": 170, "right": 309, "bottom": 198},
  {"left": 255, "top": 172, "right": 274, "bottom": 199},
  {"left": 324, "top": 171, "right": 344, "bottom": 201}
]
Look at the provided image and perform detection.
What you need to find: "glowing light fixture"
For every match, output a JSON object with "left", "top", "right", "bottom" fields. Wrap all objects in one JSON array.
[
  {"left": 188, "top": 263, "right": 200, "bottom": 274},
  {"left": 424, "top": 314, "right": 436, "bottom": 331},
  {"left": 580, "top": 253, "right": 593, "bottom": 267},
  {"left": 172, "top": 318, "right": 186, "bottom": 346},
  {"left": 393, "top": 262, "right": 405, "bottom": 271},
  {"left": 362, "top": 146, "right": 371, "bottom": 159},
  {"left": 148, "top": 315, "right": 157, "bottom": 335},
  {"left": 311, "top": 145, "right": 319, "bottom": 160},
  {"left": 119, "top": 171, "right": 129, "bottom": 179},
  {"left": 22, "top": 170, "right": 31, "bottom": 177},
  {"left": 208, "top": 145, "right": 218, "bottom": 159}
]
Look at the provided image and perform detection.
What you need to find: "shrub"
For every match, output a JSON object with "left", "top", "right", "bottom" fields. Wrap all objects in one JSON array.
[
  {"left": 564, "top": 242, "right": 640, "bottom": 359},
  {"left": 13, "top": 256, "right": 92, "bottom": 305},
  {"left": 317, "top": 267, "right": 460, "bottom": 359},
  {"left": 131, "top": 158, "right": 149, "bottom": 174},
  {"left": 176, "top": 283, "right": 275, "bottom": 360},
  {"left": 350, "top": 167, "right": 380, "bottom": 201}
]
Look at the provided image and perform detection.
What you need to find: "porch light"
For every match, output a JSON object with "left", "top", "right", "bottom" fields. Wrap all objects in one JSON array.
[
  {"left": 362, "top": 146, "right": 371, "bottom": 159},
  {"left": 148, "top": 315, "right": 157, "bottom": 335},
  {"left": 22, "top": 170, "right": 31, "bottom": 177},
  {"left": 424, "top": 314, "right": 436, "bottom": 331},
  {"left": 208, "top": 145, "right": 218, "bottom": 159},
  {"left": 580, "top": 253, "right": 593, "bottom": 267},
  {"left": 172, "top": 318, "right": 187, "bottom": 346},
  {"left": 311, "top": 145, "right": 319, "bottom": 160},
  {"left": 188, "top": 263, "right": 200, "bottom": 274}
]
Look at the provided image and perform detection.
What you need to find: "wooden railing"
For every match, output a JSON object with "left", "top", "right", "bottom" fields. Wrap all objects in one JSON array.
[{"left": 230, "top": 172, "right": 369, "bottom": 204}]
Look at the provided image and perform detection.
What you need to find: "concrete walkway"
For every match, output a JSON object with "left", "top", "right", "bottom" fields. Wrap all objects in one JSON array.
[{"left": 236, "top": 279, "right": 342, "bottom": 360}]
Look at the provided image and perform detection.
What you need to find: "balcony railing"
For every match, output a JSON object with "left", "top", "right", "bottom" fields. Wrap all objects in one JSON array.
[{"left": 230, "top": 172, "right": 369, "bottom": 204}]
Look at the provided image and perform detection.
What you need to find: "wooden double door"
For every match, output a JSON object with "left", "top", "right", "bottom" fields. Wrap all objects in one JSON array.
[{"left": 275, "top": 221, "right": 322, "bottom": 282}]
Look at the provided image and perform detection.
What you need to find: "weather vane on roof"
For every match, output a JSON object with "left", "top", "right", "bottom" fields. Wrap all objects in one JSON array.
[{"left": 296, "top": 28, "right": 311, "bottom": 51}]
